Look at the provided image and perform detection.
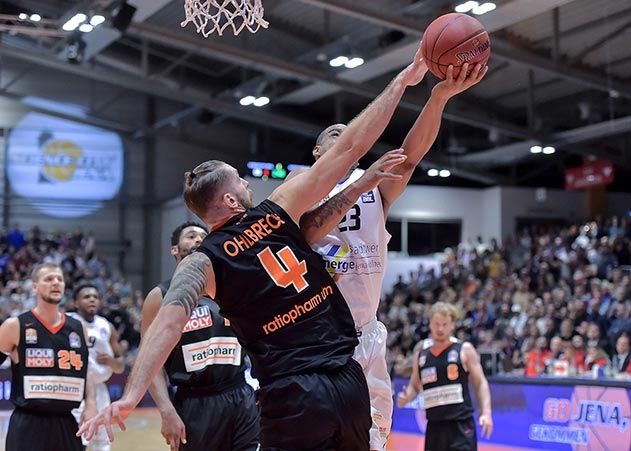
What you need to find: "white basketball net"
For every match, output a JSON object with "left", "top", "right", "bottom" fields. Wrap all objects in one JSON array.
[{"left": 181, "top": 0, "right": 268, "bottom": 37}]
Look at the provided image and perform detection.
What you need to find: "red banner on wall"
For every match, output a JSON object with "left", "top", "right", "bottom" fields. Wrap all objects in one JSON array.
[{"left": 564, "top": 161, "right": 614, "bottom": 191}]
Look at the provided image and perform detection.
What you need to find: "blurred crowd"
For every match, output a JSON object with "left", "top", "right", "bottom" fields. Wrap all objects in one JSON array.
[
  {"left": 0, "top": 224, "right": 141, "bottom": 355},
  {"left": 3, "top": 217, "right": 631, "bottom": 381},
  {"left": 381, "top": 216, "right": 631, "bottom": 379}
]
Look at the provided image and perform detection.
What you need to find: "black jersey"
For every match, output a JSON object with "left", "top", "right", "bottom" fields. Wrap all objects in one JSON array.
[
  {"left": 159, "top": 280, "right": 246, "bottom": 389},
  {"left": 197, "top": 199, "right": 358, "bottom": 382},
  {"left": 418, "top": 338, "right": 474, "bottom": 422},
  {"left": 11, "top": 310, "right": 88, "bottom": 414}
]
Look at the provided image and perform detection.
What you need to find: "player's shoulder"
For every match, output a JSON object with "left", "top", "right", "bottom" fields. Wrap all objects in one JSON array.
[{"left": 65, "top": 313, "right": 84, "bottom": 329}]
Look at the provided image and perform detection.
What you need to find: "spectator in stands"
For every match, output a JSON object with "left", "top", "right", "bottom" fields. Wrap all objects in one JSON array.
[{"left": 612, "top": 333, "right": 631, "bottom": 375}]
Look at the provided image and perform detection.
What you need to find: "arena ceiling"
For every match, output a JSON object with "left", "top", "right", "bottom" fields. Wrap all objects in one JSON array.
[{"left": 0, "top": 0, "right": 630, "bottom": 191}]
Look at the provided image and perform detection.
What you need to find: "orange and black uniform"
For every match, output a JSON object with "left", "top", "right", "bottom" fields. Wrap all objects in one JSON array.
[
  {"left": 197, "top": 200, "right": 370, "bottom": 450},
  {"left": 159, "top": 281, "right": 259, "bottom": 451},
  {"left": 7, "top": 310, "right": 88, "bottom": 451},
  {"left": 418, "top": 339, "right": 476, "bottom": 451}
]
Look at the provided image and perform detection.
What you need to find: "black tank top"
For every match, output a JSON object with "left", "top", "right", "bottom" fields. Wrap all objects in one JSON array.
[
  {"left": 159, "top": 280, "right": 246, "bottom": 390},
  {"left": 197, "top": 200, "right": 358, "bottom": 383},
  {"left": 418, "top": 339, "right": 474, "bottom": 422},
  {"left": 11, "top": 310, "right": 88, "bottom": 414}
]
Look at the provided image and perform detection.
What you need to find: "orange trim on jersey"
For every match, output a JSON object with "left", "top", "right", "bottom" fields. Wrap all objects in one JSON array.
[
  {"left": 211, "top": 213, "right": 244, "bottom": 232},
  {"left": 31, "top": 309, "right": 66, "bottom": 334},
  {"left": 429, "top": 342, "right": 452, "bottom": 357}
]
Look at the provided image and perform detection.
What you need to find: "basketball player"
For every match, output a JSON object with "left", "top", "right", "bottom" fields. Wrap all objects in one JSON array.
[
  {"left": 397, "top": 302, "right": 493, "bottom": 451},
  {"left": 296, "top": 61, "right": 487, "bottom": 449},
  {"left": 0, "top": 263, "right": 97, "bottom": 451},
  {"left": 142, "top": 222, "right": 259, "bottom": 451},
  {"left": 70, "top": 283, "right": 126, "bottom": 451},
  {"left": 79, "top": 44, "right": 427, "bottom": 450}
]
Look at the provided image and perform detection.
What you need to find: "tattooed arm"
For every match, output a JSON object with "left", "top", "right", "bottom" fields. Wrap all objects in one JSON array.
[
  {"left": 76, "top": 252, "right": 215, "bottom": 442},
  {"left": 301, "top": 149, "right": 407, "bottom": 245}
]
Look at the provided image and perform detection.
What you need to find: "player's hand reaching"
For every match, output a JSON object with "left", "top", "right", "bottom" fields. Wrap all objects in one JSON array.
[
  {"left": 77, "top": 397, "right": 134, "bottom": 442},
  {"left": 80, "top": 400, "right": 98, "bottom": 425},
  {"left": 355, "top": 149, "right": 407, "bottom": 193},
  {"left": 431, "top": 62, "right": 488, "bottom": 100},
  {"left": 398, "top": 44, "right": 429, "bottom": 87},
  {"left": 478, "top": 412, "right": 493, "bottom": 438},
  {"left": 160, "top": 406, "right": 187, "bottom": 451},
  {"left": 396, "top": 385, "right": 417, "bottom": 408}
]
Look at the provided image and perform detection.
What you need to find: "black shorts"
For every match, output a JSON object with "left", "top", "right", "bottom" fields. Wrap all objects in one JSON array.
[
  {"left": 174, "top": 380, "right": 260, "bottom": 451},
  {"left": 425, "top": 417, "right": 477, "bottom": 451},
  {"left": 256, "top": 358, "right": 371, "bottom": 451},
  {"left": 6, "top": 408, "right": 82, "bottom": 451}
]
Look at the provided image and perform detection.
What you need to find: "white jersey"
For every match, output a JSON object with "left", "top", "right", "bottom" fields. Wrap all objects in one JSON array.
[
  {"left": 69, "top": 313, "right": 114, "bottom": 384},
  {"left": 312, "top": 169, "right": 390, "bottom": 327}
]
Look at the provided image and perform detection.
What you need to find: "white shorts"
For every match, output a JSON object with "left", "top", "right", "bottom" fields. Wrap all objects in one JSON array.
[
  {"left": 73, "top": 382, "right": 111, "bottom": 451},
  {"left": 353, "top": 320, "right": 392, "bottom": 450}
]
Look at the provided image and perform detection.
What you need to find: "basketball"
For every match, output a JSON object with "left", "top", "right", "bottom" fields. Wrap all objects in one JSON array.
[{"left": 421, "top": 13, "right": 491, "bottom": 79}]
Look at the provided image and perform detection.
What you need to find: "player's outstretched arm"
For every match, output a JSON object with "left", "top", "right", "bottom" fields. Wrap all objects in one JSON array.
[
  {"left": 270, "top": 44, "right": 428, "bottom": 222},
  {"left": 397, "top": 345, "right": 424, "bottom": 408},
  {"left": 462, "top": 342, "right": 493, "bottom": 438},
  {"left": 0, "top": 317, "right": 19, "bottom": 358},
  {"left": 379, "top": 62, "right": 488, "bottom": 214},
  {"left": 141, "top": 286, "right": 187, "bottom": 451},
  {"left": 300, "top": 149, "right": 407, "bottom": 244},
  {"left": 78, "top": 252, "right": 215, "bottom": 443}
]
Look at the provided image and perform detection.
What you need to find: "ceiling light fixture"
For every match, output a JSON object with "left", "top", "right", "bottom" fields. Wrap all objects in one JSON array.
[
  {"left": 530, "top": 145, "right": 542, "bottom": 154},
  {"left": 542, "top": 146, "right": 556, "bottom": 154},
  {"left": 471, "top": 2, "right": 497, "bottom": 15},
  {"left": 427, "top": 169, "right": 439, "bottom": 177},
  {"left": 455, "top": 1, "right": 479, "bottom": 13}
]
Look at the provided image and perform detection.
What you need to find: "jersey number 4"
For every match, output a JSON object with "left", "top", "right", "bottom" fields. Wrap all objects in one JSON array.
[{"left": 258, "top": 246, "right": 309, "bottom": 293}]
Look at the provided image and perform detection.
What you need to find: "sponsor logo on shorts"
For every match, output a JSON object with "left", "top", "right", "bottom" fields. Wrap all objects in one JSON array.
[
  {"left": 69, "top": 331, "right": 82, "bottom": 349},
  {"left": 25, "top": 348, "right": 54, "bottom": 368},
  {"left": 23, "top": 375, "right": 85, "bottom": 402},
  {"left": 182, "top": 305, "right": 212, "bottom": 333},
  {"left": 25, "top": 328, "right": 37, "bottom": 344},
  {"left": 181, "top": 337, "right": 241, "bottom": 372},
  {"left": 421, "top": 366, "right": 437, "bottom": 385}
]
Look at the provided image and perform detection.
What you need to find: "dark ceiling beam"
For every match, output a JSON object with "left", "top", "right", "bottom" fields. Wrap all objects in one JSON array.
[
  {"left": 126, "top": 22, "right": 531, "bottom": 139},
  {"left": 475, "top": 39, "right": 631, "bottom": 100},
  {"left": 0, "top": 44, "right": 322, "bottom": 137},
  {"left": 573, "top": 19, "right": 631, "bottom": 62},
  {"left": 533, "top": 6, "right": 631, "bottom": 46},
  {"left": 291, "top": 0, "right": 631, "bottom": 101},
  {"left": 0, "top": 42, "right": 497, "bottom": 184},
  {"left": 0, "top": 89, "right": 135, "bottom": 133}
]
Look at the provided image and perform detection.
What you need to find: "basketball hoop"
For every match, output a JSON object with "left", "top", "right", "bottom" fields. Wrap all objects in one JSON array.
[{"left": 181, "top": 0, "right": 268, "bottom": 37}]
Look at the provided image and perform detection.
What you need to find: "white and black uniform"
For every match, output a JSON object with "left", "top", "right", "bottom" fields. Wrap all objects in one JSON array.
[
  {"left": 312, "top": 168, "right": 392, "bottom": 449},
  {"left": 418, "top": 338, "right": 476, "bottom": 451},
  {"left": 7, "top": 310, "right": 88, "bottom": 451},
  {"left": 69, "top": 313, "right": 114, "bottom": 451}
]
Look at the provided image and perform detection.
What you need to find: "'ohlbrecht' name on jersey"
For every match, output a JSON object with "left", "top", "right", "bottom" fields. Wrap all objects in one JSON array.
[{"left": 197, "top": 200, "right": 358, "bottom": 382}]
